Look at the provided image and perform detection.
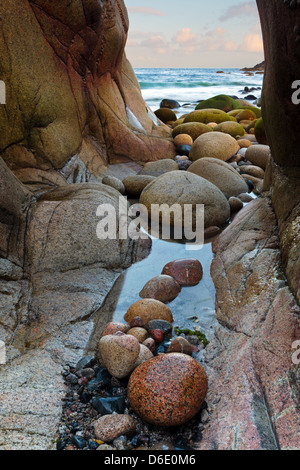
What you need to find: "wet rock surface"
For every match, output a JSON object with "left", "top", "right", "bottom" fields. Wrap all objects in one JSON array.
[{"left": 198, "top": 198, "right": 300, "bottom": 450}]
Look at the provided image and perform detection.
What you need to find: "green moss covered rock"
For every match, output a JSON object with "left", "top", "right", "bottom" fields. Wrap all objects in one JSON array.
[
  {"left": 172, "top": 122, "right": 213, "bottom": 141},
  {"left": 155, "top": 108, "right": 177, "bottom": 124},
  {"left": 183, "top": 109, "right": 231, "bottom": 125},
  {"left": 254, "top": 118, "right": 268, "bottom": 145},
  {"left": 195, "top": 95, "right": 240, "bottom": 112},
  {"left": 213, "top": 121, "right": 245, "bottom": 138}
]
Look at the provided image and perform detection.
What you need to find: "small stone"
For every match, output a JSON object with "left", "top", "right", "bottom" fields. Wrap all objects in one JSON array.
[
  {"left": 77, "top": 368, "right": 95, "bottom": 380},
  {"left": 237, "top": 139, "right": 252, "bottom": 149},
  {"left": 161, "top": 258, "right": 203, "bottom": 287},
  {"left": 102, "top": 175, "right": 126, "bottom": 195},
  {"left": 200, "top": 408, "right": 209, "bottom": 424},
  {"left": 139, "top": 275, "right": 181, "bottom": 303},
  {"left": 75, "top": 356, "right": 95, "bottom": 371},
  {"left": 229, "top": 196, "right": 244, "bottom": 213},
  {"left": 174, "top": 134, "right": 193, "bottom": 147},
  {"left": 150, "top": 441, "right": 175, "bottom": 450},
  {"left": 150, "top": 329, "right": 164, "bottom": 343},
  {"left": 134, "top": 344, "right": 154, "bottom": 368},
  {"left": 177, "top": 160, "right": 193, "bottom": 171},
  {"left": 238, "top": 193, "right": 254, "bottom": 203},
  {"left": 130, "top": 317, "right": 146, "bottom": 328},
  {"left": 176, "top": 144, "right": 191, "bottom": 156},
  {"left": 204, "top": 226, "right": 222, "bottom": 239},
  {"left": 71, "top": 435, "right": 87, "bottom": 450},
  {"left": 99, "top": 334, "right": 140, "bottom": 379},
  {"left": 96, "top": 444, "right": 115, "bottom": 450},
  {"left": 113, "top": 436, "right": 128, "bottom": 451},
  {"left": 86, "top": 368, "right": 111, "bottom": 392},
  {"left": 127, "top": 327, "right": 149, "bottom": 343},
  {"left": 167, "top": 337, "right": 194, "bottom": 356},
  {"left": 102, "top": 322, "right": 130, "bottom": 337},
  {"left": 66, "top": 373, "right": 78, "bottom": 385},
  {"left": 146, "top": 320, "right": 172, "bottom": 335},
  {"left": 78, "top": 377, "right": 89, "bottom": 386},
  {"left": 91, "top": 396, "right": 126, "bottom": 415},
  {"left": 93, "top": 415, "right": 136, "bottom": 442},
  {"left": 142, "top": 338, "right": 156, "bottom": 352}
]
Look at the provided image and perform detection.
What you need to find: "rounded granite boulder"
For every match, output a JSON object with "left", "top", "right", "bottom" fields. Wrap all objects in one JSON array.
[
  {"left": 161, "top": 258, "right": 203, "bottom": 286},
  {"left": 138, "top": 159, "right": 179, "bottom": 177},
  {"left": 213, "top": 121, "right": 245, "bottom": 138},
  {"left": 172, "top": 122, "right": 213, "bottom": 141},
  {"left": 195, "top": 94, "right": 240, "bottom": 112},
  {"left": 124, "top": 299, "right": 174, "bottom": 324},
  {"left": 187, "top": 157, "right": 249, "bottom": 198},
  {"left": 154, "top": 108, "right": 177, "bottom": 124},
  {"left": 99, "top": 334, "right": 140, "bottom": 379},
  {"left": 183, "top": 109, "right": 231, "bottom": 125},
  {"left": 139, "top": 171, "right": 231, "bottom": 228},
  {"left": 122, "top": 175, "right": 156, "bottom": 197},
  {"left": 139, "top": 275, "right": 181, "bottom": 303},
  {"left": 189, "top": 132, "right": 240, "bottom": 162},
  {"left": 127, "top": 353, "right": 208, "bottom": 427}
]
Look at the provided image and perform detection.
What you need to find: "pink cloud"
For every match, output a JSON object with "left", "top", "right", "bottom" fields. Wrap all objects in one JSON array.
[
  {"left": 175, "top": 28, "right": 196, "bottom": 44},
  {"left": 128, "top": 6, "right": 167, "bottom": 16}
]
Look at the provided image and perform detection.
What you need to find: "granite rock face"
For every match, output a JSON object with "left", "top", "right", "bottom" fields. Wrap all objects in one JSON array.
[
  {"left": 198, "top": 198, "right": 300, "bottom": 450},
  {"left": 0, "top": 0, "right": 175, "bottom": 185}
]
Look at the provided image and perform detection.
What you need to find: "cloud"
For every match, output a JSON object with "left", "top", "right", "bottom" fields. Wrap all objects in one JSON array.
[
  {"left": 175, "top": 28, "right": 196, "bottom": 44},
  {"left": 219, "top": 1, "right": 258, "bottom": 22},
  {"left": 127, "top": 6, "right": 167, "bottom": 16}
]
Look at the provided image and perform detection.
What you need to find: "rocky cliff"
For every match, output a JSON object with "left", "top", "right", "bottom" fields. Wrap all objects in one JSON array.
[{"left": 0, "top": 0, "right": 175, "bottom": 188}]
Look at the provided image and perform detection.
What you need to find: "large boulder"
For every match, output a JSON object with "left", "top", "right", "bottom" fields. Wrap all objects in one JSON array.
[
  {"left": 213, "top": 121, "right": 245, "bottom": 138},
  {"left": 195, "top": 95, "right": 240, "bottom": 112},
  {"left": 139, "top": 171, "right": 231, "bottom": 228},
  {"left": 172, "top": 122, "right": 212, "bottom": 141},
  {"left": 127, "top": 353, "right": 208, "bottom": 427},
  {"left": 184, "top": 109, "right": 232, "bottom": 125},
  {"left": 188, "top": 158, "right": 249, "bottom": 198},
  {"left": 0, "top": 0, "right": 175, "bottom": 185},
  {"left": 189, "top": 132, "right": 240, "bottom": 162},
  {"left": 138, "top": 159, "right": 179, "bottom": 177}
]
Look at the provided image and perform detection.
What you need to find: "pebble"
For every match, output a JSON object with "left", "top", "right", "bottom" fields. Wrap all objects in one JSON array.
[
  {"left": 161, "top": 258, "right": 203, "bottom": 287},
  {"left": 90, "top": 396, "right": 126, "bottom": 415},
  {"left": 93, "top": 414, "right": 136, "bottom": 442},
  {"left": 134, "top": 344, "right": 154, "bottom": 368},
  {"left": 75, "top": 356, "right": 95, "bottom": 371},
  {"left": 167, "top": 337, "right": 194, "bottom": 356},
  {"left": 127, "top": 327, "right": 149, "bottom": 343},
  {"left": 146, "top": 320, "right": 172, "bottom": 335},
  {"left": 130, "top": 317, "right": 146, "bottom": 328},
  {"left": 238, "top": 193, "right": 254, "bottom": 203},
  {"left": 139, "top": 275, "right": 181, "bottom": 303},
  {"left": 150, "top": 329, "right": 164, "bottom": 343},
  {"left": 229, "top": 196, "right": 244, "bottom": 213},
  {"left": 99, "top": 334, "right": 140, "bottom": 379},
  {"left": 142, "top": 338, "right": 156, "bottom": 352},
  {"left": 204, "top": 226, "right": 222, "bottom": 239},
  {"left": 173, "top": 134, "right": 193, "bottom": 147},
  {"left": 102, "top": 322, "right": 130, "bottom": 337}
]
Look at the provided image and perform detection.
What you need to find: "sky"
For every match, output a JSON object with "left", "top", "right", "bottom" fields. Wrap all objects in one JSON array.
[{"left": 124, "top": 0, "right": 264, "bottom": 68}]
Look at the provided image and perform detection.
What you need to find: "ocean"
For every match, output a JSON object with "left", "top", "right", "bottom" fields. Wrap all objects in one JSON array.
[{"left": 135, "top": 68, "right": 264, "bottom": 116}]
